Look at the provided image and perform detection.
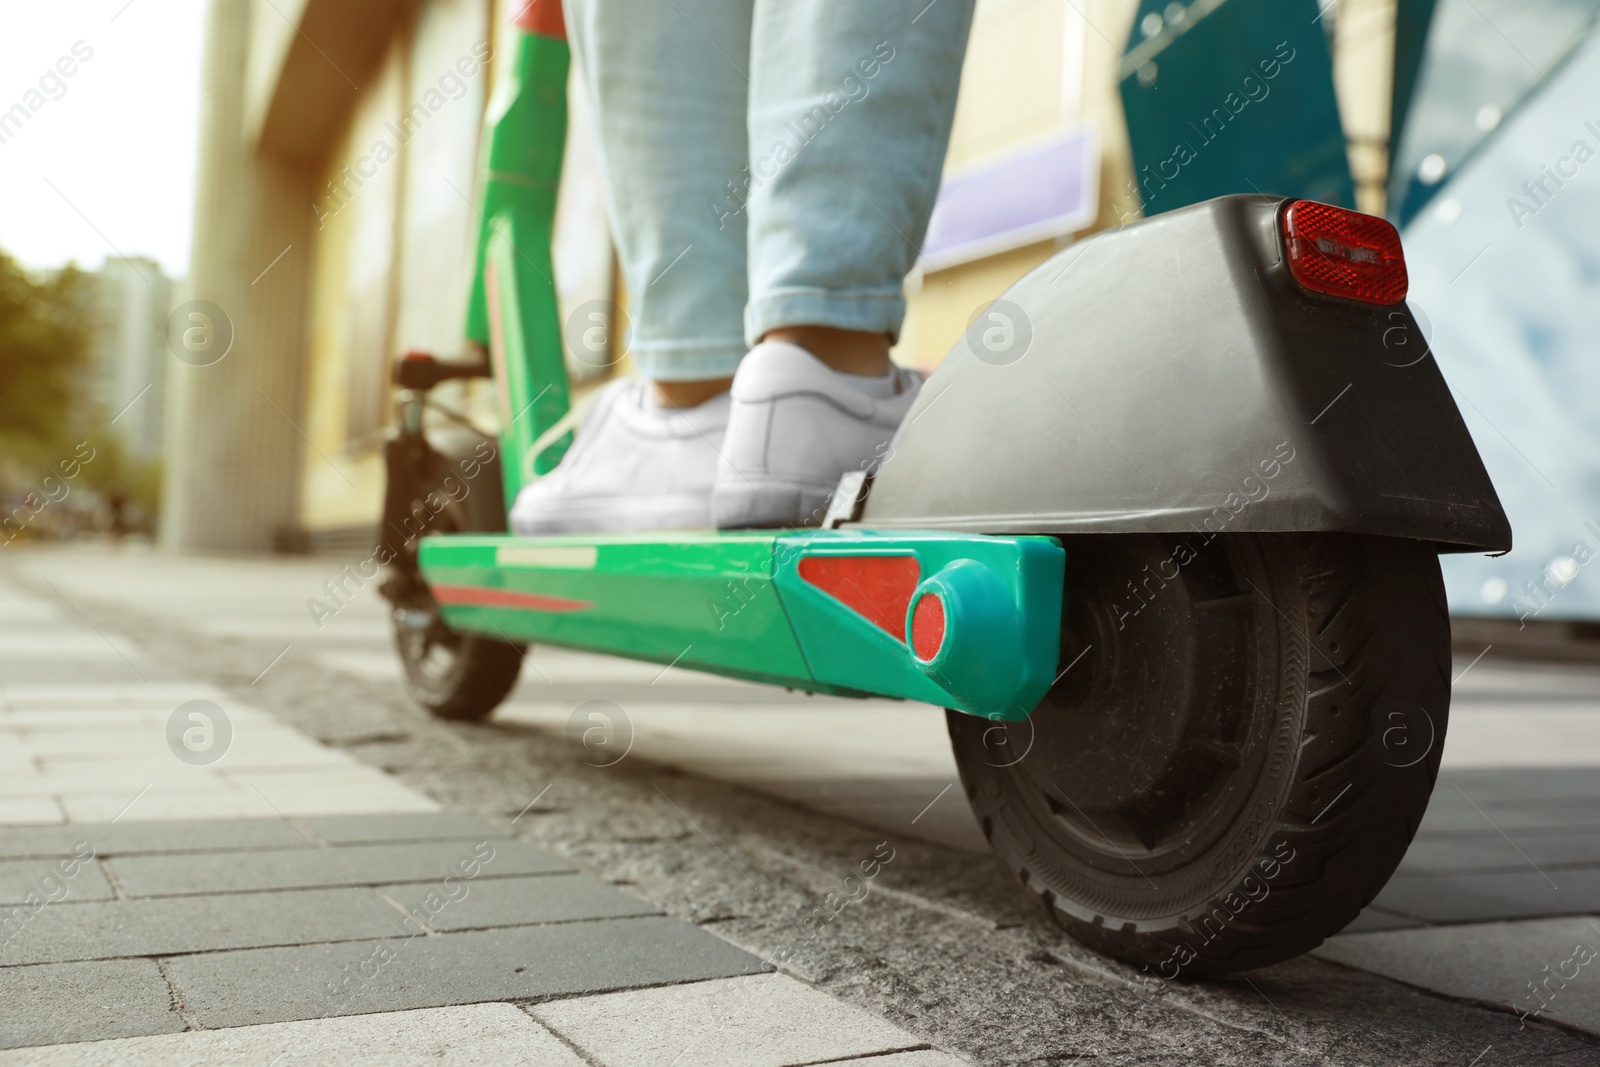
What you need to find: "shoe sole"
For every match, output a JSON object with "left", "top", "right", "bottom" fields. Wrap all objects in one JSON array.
[{"left": 711, "top": 481, "right": 835, "bottom": 530}]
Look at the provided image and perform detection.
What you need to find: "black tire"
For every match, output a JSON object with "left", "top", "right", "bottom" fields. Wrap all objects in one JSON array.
[
  {"left": 383, "top": 437, "right": 523, "bottom": 723},
  {"left": 948, "top": 532, "right": 1449, "bottom": 976},
  {"left": 393, "top": 607, "right": 525, "bottom": 722}
]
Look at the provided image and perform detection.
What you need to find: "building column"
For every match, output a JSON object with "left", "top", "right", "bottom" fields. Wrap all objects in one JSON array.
[{"left": 162, "top": 0, "right": 314, "bottom": 552}]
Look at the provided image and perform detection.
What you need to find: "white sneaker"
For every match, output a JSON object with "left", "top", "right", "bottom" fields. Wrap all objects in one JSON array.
[
  {"left": 508, "top": 378, "right": 730, "bottom": 534},
  {"left": 712, "top": 341, "right": 922, "bottom": 528}
]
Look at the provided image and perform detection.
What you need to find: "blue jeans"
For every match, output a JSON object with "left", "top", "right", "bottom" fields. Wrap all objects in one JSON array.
[{"left": 563, "top": 0, "right": 975, "bottom": 381}]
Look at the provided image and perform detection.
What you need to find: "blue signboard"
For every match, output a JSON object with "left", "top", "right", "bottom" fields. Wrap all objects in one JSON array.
[{"left": 1118, "top": 0, "right": 1354, "bottom": 215}]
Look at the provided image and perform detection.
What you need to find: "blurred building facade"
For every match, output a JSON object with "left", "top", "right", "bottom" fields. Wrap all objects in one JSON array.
[
  {"left": 1381, "top": 1, "right": 1600, "bottom": 621},
  {"left": 90, "top": 257, "right": 171, "bottom": 460},
  {"left": 169, "top": 0, "right": 1445, "bottom": 556}
]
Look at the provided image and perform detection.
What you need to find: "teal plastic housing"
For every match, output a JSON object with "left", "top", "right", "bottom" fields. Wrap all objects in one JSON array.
[{"left": 769, "top": 530, "right": 1063, "bottom": 721}]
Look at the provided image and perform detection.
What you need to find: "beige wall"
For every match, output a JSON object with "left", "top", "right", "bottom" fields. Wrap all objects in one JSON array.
[
  {"left": 299, "top": 0, "right": 501, "bottom": 534},
  {"left": 301, "top": 40, "right": 405, "bottom": 531},
  {"left": 896, "top": 0, "right": 1393, "bottom": 369},
  {"left": 395, "top": 0, "right": 493, "bottom": 359},
  {"left": 897, "top": 0, "right": 1140, "bottom": 370}
]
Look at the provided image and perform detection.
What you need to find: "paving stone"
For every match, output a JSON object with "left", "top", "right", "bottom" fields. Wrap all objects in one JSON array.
[
  {"left": 0, "top": 818, "right": 308, "bottom": 860},
  {"left": 1340, "top": 907, "right": 1425, "bottom": 934},
  {"left": 532, "top": 972, "right": 928, "bottom": 1067},
  {"left": 829, "top": 1053, "right": 971, "bottom": 1067},
  {"left": 1398, "top": 829, "right": 1600, "bottom": 873},
  {"left": 0, "top": 603, "right": 60, "bottom": 626},
  {"left": 8, "top": 737, "right": 336, "bottom": 770},
  {"left": 0, "top": 699, "right": 187, "bottom": 721},
  {"left": 0, "top": 660, "right": 179, "bottom": 684},
  {"left": 0, "top": 958, "right": 183, "bottom": 1050},
  {"left": 758, "top": 777, "right": 986, "bottom": 855},
  {"left": 0, "top": 683, "right": 227, "bottom": 705},
  {"left": 223, "top": 770, "right": 440, "bottom": 817},
  {"left": 0, "top": 887, "right": 405, "bottom": 966},
  {"left": 1, "top": 713, "right": 172, "bottom": 733},
  {"left": 0, "top": 1004, "right": 585, "bottom": 1065},
  {"left": 0, "top": 856, "right": 114, "bottom": 907},
  {"left": 301, "top": 812, "right": 513, "bottom": 844},
  {"left": 1416, "top": 805, "right": 1600, "bottom": 835},
  {"left": 167, "top": 916, "right": 768, "bottom": 1029},
  {"left": 0, "top": 634, "right": 144, "bottom": 658},
  {"left": 0, "top": 765, "right": 238, "bottom": 796},
  {"left": 1315, "top": 916, "right": 1600, "bottom": 1037},
  {"left": 107, "top": 838, "right": 569, "bottom": 898},
  {"left": 1439, "top": 768, "right": 1600, "bottom": 804},
  {"left": 0, "top": 815, "right": 462, "bottom": 861},
  {"left": 1419, "top": 770, "right": 1600, "bottom": 837},
  {"left": 56, "top": 792, "right": 286, "bottom": 824},
  {"left": 4, "top": 730, "right": 211, "bottom": 756},
  {"left": 1373, "top": 866, "right": 1600, "bottom": 923},
  {"left": 41, "top": 753, "right": 349, "bottom": 775},
  {"left": 381, "top": 873, "right": 659, "bottom": 931},
  {"left": 60, "top": 782, "right": 437, "bottom": 822},
  {"left": 0, "top": 799, "right": 60, "bottom": 826}
]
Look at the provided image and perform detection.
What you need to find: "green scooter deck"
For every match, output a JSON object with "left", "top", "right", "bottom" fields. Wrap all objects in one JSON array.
[
  {"left": 418, "top": 529, "right": 1064, "bottom": 722},
  {"left": 437, "top": 22, "right": 1063, "bottom": 723}
]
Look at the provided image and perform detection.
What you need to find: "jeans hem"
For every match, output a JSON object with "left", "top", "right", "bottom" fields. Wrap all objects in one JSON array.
[
  {"left": 745, "top": 288, "right": 908, "bottom": 345},
  {"left": 630, "top": 340, "right": 748, "bottom": 381}
]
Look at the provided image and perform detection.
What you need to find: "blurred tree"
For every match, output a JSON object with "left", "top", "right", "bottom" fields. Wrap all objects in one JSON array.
[
  {"left": 77, "top": 430, "right": 163, "bottom": 535},
  {"left": 0, "top": 249, "right": 92, "bottom": 459},
  {"left": 0, "top": 249, "right": 166, "bottom": 540}
]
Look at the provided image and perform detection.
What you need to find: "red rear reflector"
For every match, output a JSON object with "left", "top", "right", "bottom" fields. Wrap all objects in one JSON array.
[
  {"left": 910, "top": 593, "right": 946, "bottom": 662},
  {"left": 797, "top": 555, "right": 920, "bottom": 640},
  {"left": 1281, "top": 200, "right": 1407, "bottom": 305}
]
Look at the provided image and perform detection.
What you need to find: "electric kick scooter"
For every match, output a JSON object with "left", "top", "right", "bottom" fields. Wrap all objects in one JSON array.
[{"left": 379, "top": 7, "right": 1511, "bottom": 975}]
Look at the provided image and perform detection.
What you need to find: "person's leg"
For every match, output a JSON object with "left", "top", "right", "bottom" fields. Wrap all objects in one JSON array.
[
  {"left": 713, "top": 0, "right": 976, "bottom": 528},
  {"left": 564, "top": 0, "right": 753, "bottom": 394},
  {"left": 511, "top": 0, "right": 752, "bottom": 535},
  {"left": 746, "top": 0, "right": 974, "bottom": 350}
]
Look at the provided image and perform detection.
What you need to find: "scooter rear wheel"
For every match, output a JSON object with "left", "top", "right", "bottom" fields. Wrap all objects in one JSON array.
[{"left": 948, "top": 532, "right": 1449, "bottom": 976}]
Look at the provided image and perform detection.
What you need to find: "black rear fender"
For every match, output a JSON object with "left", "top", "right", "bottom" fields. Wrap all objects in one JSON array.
[{"left": 863, "top": 194, "right": 1510, "bottom": 553}]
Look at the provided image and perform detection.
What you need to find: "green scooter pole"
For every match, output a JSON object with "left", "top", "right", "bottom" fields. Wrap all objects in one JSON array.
[{"left": 464, "top": 3, "right": 573, "bottom": 503}]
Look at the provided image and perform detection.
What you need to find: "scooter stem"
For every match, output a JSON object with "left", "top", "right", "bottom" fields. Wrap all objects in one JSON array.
[{"left": 464, "top": 7, "right": 573, "bottom": 508}]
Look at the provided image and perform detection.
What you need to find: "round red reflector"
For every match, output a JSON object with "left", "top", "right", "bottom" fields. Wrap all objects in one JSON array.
[
  {"left": 1281, "top": 200, "right": 1407, "bottom": 306},
  {"left": 910, "top": 593, "right": 946, "bottom": 662}
]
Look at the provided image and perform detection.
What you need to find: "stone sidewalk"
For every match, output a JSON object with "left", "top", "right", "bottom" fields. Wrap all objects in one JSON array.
[
  {"left": 6, "top": 545, "right": 1600, "bottom": 1064},
  {"left": 0, "top": 572, "right": 969, "bottom": 1064}
]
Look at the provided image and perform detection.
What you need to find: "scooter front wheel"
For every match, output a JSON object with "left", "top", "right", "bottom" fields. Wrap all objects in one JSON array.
[
  {"left": 948, "top": 532, "right": 1448, "bottom": 976},
  {"left": 392, "top": 597, "right": 524, "bottom": 722},
  {"left": 383, "top": 455, "right": 523, "bottom": 723}
]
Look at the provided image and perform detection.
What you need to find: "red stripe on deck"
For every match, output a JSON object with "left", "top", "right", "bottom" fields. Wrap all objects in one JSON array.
[
  {"left": 797, "top": 555, "right": 920, "bottom": 641},
  {"left": 433, "top": 584, "right": 593, "bottom": 613}
]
